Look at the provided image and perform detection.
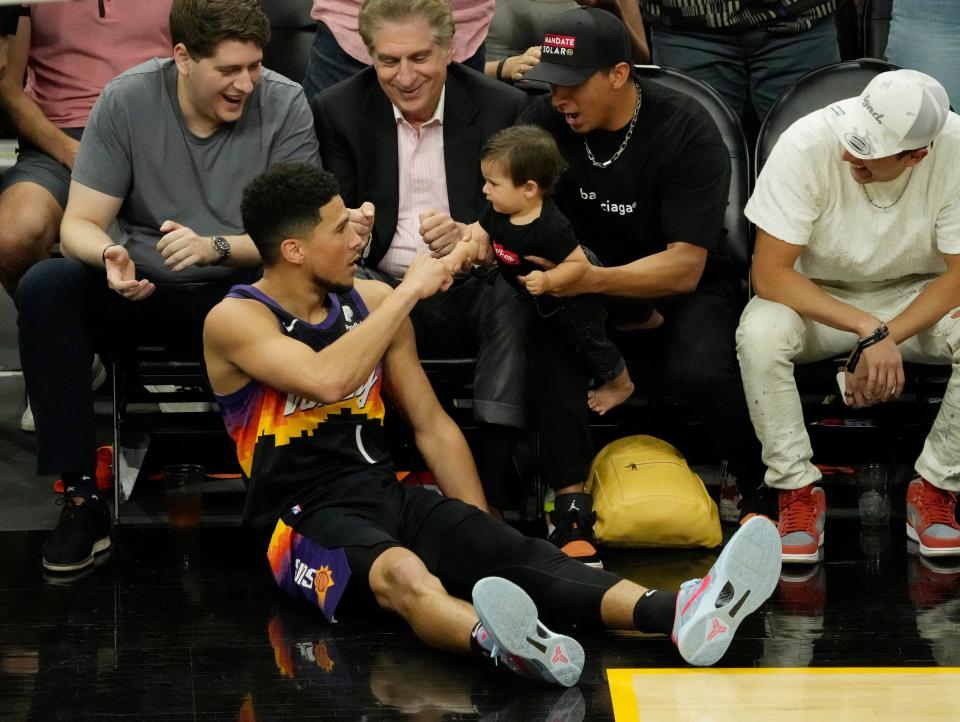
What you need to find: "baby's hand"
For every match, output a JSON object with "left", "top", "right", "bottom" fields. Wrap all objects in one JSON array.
[{"left": 522, "top": 270, "right": 549, "bottom": 296}]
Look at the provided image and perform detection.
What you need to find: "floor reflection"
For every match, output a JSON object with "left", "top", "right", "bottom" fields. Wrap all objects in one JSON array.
[{"left": 0, "top": 515, "right": 958, "bottom": 720}]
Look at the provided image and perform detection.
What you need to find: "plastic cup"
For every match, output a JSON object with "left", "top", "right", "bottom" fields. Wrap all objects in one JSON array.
[
  {"left": 856, "top": 463, "right": 891, "bottom": 527},
  {"left": 164, "top": 464, "right": 204, "bottom": 528}
]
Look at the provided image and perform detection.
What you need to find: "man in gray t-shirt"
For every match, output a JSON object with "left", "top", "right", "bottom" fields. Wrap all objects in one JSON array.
[
  {"left": 15, "top": 0, "right": 324, "bottom": 576},
  {"left": 72, "top": 56, "right": 319, "bottom": 285}
]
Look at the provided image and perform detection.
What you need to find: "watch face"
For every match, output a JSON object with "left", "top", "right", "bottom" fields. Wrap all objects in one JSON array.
[{"left": 213, "top": 235, "right": 230, "bottom": 256}]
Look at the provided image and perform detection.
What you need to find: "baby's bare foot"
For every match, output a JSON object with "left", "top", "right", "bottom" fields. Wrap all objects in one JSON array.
[
  {"left": 587, "top": 377, "right": 635, "bottom": 416},
  {"left": 612, "top": 308, "right": 664, "bottom": 332}
]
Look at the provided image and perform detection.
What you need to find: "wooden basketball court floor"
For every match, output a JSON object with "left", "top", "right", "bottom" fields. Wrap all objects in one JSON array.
[{"left": 1, "top": 512, "right": 958, "bottom": 721}]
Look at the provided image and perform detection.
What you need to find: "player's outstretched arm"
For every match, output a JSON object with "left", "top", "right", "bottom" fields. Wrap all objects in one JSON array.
[
  {"left": 204, "top": 257, "right": 452, "bottom": 403},
  {"left": 382, "top": 318, "right": 489, "bottom": 512}
]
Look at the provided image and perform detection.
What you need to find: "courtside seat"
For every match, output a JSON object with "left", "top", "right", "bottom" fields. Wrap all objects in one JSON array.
[
  {"left": 577, "top": 66, "right": 753, "bottom": 465},
  {"left": 754, "top": 59, "right": 948, "bottom": 466},
  {"left": 110, "top": 348, "right": 238, "bottom": 518},
  {"left": 637, "top": 64, "right": 752, "bottom": 278},
  {"left": 597, "top": 66, "right": 750, "bottom": 421},
  {"left": 109, "top": 0, "right": 316, "bottom": 519}
]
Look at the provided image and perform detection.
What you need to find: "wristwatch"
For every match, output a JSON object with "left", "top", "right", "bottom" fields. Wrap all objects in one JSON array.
[{"left": 211, "top": 235, "right": 231, "bottom": 264}]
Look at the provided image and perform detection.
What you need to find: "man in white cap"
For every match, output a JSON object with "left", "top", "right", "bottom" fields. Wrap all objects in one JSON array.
[{"left": 737, "top": 69, "right": 960, "bottom": 563}]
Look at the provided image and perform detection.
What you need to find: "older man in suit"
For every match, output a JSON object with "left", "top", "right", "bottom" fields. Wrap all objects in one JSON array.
[{"left": 312, "top": 0, "right": 529, "bottom": 512}]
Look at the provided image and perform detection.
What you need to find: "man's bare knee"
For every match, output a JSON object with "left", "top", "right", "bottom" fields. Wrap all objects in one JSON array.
[
  {"left": 369, "top": 547, "right": 444, "bottom": 615},
  {"left": 0, "top": 183, "right": 63, "bottom": 269}
]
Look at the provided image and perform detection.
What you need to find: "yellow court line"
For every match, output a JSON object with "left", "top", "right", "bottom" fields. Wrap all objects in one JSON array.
[
  {"left": 607, "top": 669, "right": 642, "bottom": 722},
  {"left": 607, "top": 667, "right": 960, "bottom": 722},
  {"left": 612, "top": 666, "right": 960, "bottom": 676}
]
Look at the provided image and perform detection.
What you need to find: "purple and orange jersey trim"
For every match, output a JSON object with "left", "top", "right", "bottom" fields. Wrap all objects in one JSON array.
[
  {"left": 267, "top": 519, "right": 351, "bottom": 623},
  {"left": 217, "top": 366, "right": 385, "bottom": 477}
]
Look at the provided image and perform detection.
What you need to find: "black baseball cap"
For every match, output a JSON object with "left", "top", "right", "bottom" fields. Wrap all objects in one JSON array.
[{"left": 524, "top": 6, "right": 631, "bottom": 87}]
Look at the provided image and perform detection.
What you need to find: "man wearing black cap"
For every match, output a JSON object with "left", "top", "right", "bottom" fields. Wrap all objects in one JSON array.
[
  {"left": 519, "top": 6, "right": 764, "bottom": 565},
  {"left": 738, "top": 69, "right": 960, "bottom": 564}
]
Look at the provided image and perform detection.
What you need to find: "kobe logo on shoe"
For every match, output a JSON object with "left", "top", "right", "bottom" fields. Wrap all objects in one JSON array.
[
  {"left": 552, "top": 645, "right": 570, "bottom": 664},
  {"left": 706, "top": 618, "right": 728, "bottom": 642}
]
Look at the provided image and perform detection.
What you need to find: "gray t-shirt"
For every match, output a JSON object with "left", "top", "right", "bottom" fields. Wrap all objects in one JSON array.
[{"left": 73, "top": 58, "right": 320, "bottom": 285}]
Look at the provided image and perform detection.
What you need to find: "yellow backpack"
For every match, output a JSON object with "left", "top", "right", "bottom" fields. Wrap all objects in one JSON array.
[{"left": 584, "top": 435, "right": 722, "bottom": 548}]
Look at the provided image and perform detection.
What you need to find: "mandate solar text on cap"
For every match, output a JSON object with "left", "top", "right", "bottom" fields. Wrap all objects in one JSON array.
[
  {"left": 824, "top": 69, "right": 950, "bottom": 160},
  {"left": 524, "top": 6, "right": 631, "bottom": 87}
]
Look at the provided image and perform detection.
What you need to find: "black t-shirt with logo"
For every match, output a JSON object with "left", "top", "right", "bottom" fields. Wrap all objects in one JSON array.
[
  {"left": 479, "top": 198, "right": 579, "bottom": 315},
  {"left": 479, "top": 198, "right": 579, "bottom": 289},
  {"left": 520, "top": 77, "right": 731, "bottom": 283}
]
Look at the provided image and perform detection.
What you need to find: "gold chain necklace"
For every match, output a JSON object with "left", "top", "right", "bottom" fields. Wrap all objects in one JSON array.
[
  {"left": 862, "top": 167, "right": 913, "bottom": 210},
  {"left": 583, "top": 82, "right": 642, "bottom": 169}
]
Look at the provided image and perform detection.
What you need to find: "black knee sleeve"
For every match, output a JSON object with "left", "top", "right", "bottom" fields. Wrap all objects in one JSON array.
[{"left": 437, "top": 513, "right": 621, "bottom": 630}]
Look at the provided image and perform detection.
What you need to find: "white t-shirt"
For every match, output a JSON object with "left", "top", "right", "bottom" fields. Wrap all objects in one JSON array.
[{"left": 746, "top": 109, "right": 960, "bottom": 284}]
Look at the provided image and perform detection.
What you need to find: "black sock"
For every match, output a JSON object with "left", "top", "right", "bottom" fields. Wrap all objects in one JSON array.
[
  {"left": 62, "top": 471, "right": 99, "bottom": 502},
  {"left": 633, "top": 590, "right": 678, "bottom": 635}
]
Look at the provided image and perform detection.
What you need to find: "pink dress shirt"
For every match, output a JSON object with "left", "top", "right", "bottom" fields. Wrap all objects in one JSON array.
[{"left": 378, "top": 87, "right": 451, "bottom": 278}]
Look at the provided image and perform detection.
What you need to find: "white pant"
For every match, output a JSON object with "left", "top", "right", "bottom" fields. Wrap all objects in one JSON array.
[{"left": 736, "top": 276, "right": 960, "bottom": 491}]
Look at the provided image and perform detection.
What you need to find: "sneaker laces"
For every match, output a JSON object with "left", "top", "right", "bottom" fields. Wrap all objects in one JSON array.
[
  {"left": 779, "top": 488, "right": 820, "bottom": 532},
  {"left": 54, "top": 495, "right": 100, "bottom": 517},
  {"left": 917, "top": 484, "right": 959, "bottom": 528},
  {"left": 549, "top": 509, "right": 597, "bottom": 545},
  {"left": 54, "top": 495, "right": 78, "bottom": 511}
]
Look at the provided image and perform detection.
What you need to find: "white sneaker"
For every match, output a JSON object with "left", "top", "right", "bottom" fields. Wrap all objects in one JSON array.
[
  {"left": 20, "top": 398, "right": 34, "bottom": 432},
  {"left": 21, "top": 355, "right": 108, "bottom": 433},
  {"left": 472, "top": 576, "right": 584, "bottom": 687},
  {"left": 91, "top": 354, "right": 107, "bottom": 391},
  {"left": 672, "top": 515, "right": 782, "bottom": 666}
]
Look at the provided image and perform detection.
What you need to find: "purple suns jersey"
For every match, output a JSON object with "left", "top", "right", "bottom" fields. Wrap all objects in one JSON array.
[{"left": 216, "top": 284, "right": 392, "bottom": 526}]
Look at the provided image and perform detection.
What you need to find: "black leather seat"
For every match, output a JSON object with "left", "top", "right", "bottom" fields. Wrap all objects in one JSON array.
[
  {"left": 261, "top": 0, "right": 317, "bottom": 84},
  {"left": 756, "top": 58, "right": 898, "bottom": 177},
  {"left": 579, "top": 65, "right": 751, "bottom": 455},
  {"left": 110, "top": 349, "right": 237, "bottom": 515},
  {"left": 637, "top": 65, "right": 752, "bottom": 278}
]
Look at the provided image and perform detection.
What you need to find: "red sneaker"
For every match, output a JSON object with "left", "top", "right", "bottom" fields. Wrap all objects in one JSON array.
[
  {"left": 777, "top": 486, "right": 825, "bottom": 564},
  {"left": 907, "top": 541, "right": 960, "bottom": 608},
  {"left": 906, "top": 477, "right": 960, "bottom": 557},
  {"left": 719, "top": 473, "right": 742, "bottom": 523},
  {"left": 777, "top": 564, "right": 826, "bottom": 617}
]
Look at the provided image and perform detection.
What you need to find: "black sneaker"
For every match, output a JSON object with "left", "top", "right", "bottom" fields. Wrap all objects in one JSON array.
[
  {"left": 42, "top": 497, "right": 112, "bottom": 573},
  {"left": 549, "top": 493, "right": 602, "bottom": 568}
]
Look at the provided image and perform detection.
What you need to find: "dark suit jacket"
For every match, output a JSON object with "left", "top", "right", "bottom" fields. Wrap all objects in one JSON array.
[{"left": 312, "top": 63, "right": 527, "bottom": 270}]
